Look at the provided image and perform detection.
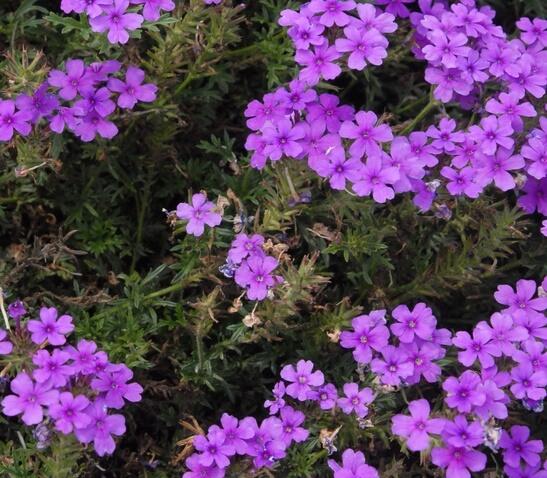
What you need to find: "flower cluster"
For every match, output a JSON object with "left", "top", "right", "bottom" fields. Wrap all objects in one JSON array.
[
  {"left": 0, "top": 59, "right": 157, "bottom": 143},
  {"left": 0, "top": 303, "right": 142, "bottom": 456},
  {"left": 181, "top": 275, "right": 546, "bottom": 477},
  {"left": 60, "top": 0, "right": 175, "bottom": 44},
  {"left": 244, "top": 0, "right": 546, "bottom": 235}
]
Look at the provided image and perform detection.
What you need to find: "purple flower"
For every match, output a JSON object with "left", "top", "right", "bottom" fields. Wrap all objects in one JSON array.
[
  {"left": 340, "top": 313, "right": 390, "bottom": 364},
  {"left": 425, "top": 66, "right": 472, "bottom": 103},
  {"left": 517, "top": 17, "right": 547, "bottom": 47},
  {"left": 90, "top": 0, "right": 144, "bottom": 45},
  {"left": 513, "top": 340, "right": 547, "bottom": 371},
  {"left": 287, "top": 17, "right": 325, "bottom": 50},
  {"left": 279, "top": 406, "right": 308, "bottom": 444},
  {"left": 228, "top": 233, "right": 265, "bottom": 265},
  {"left": 494, "top": 279, "right": 547, "bottom": 315},
  {"left": 215, "top": 413, "right": 254, "bottom": 455},
  {"left": 506, "top": 57, "right": 545, "bottom": 99},
  {"left": 91, "top": 363, "right": 143, "bottom": 409},
  {"left": 408, "top": 131, "right": 438, "bottom": 167},
  {"left": 74, "top": 111, "right": 118, "bottom": 141},
  {"left": 337, "top": 382, "right": 374, "bottom": 418},
  {"left": 176, "top": 193, "right": 222, "bottom": 237},
  {"left": 391, "top": 399, "right": 444, "bottom": 451},
  {"left": 183, "top": 454, "right": 224, "bottom": 478},
  {"left": 107, "top": 66, "right": 157, "bottom": 109},
  {"left": 244, "top": 93, "right": 286, "bottom": 131},
  {"left": 27, "top": 307, "right": 74, "bottom": 345},
  {"left": 512, "top": 310, "right": 547, "bottom": 343},
  {"left": 328, "top": 448, "right": 379, "bottom": 477},
  {"left": 308, "top": 0, "right": 356, "bottom": 27},
  {"left": 0, "top": 329, "right": 13, "bottom": 355},
  {"left": 130, "top": 0, "right": 175, "bottom": 21},
  {"left": 264, "top": 381, "right": 286, "bottom": 415},
  {"left": 500, "top": 426, "right": 543, "bottom": 468},
  {"left": 15, "top": 84, "right": 58, "bottom": 124},
  {"left": 475, "top": 148, "right": 525, "bottom": 191},
  {"left": 356, "top": 4, "right": 397, "bottom": 33},
  {"left": 1, "top": 373, "right": 58, "bottom": 425},
  {"left": 522, "top": 138, "right": 547, "bottom": 180},
  {"left": 307, "top": 93, "right": 354, "bottom": 133},
  {"left": 49, "top": 392, "right": 91, "bottom": 434},
  {"left": 7, "top": 300, "right": 26, "bottom": 320},
  {"left": 75, "top": 401, "right": 126, "bottom": 456},
  {"left": 504, "top": 462, "right": 547, "bottom": 478},
  {"left": 441, "top": 415, "right": 484, "bottom": 448},
  {"left": 476, "top": 312, "right": 528, "bottom": 356},
  {"left": 458, "top": 50, "right": 489, "bottom": 83},
  {"left": 280, "top": 360, "right": 324, "bottom": 401},
  {"left": 66, "top": 339, "right": 106, "bottom": 375},
  {"left": 61, "top": 0, "right": 111, "bottom": 17},
  {"left": 340, "top": 111, "right": 393, "bottom": 158},
  {"left": 48, "top": 59, "right": 94, "bottom": 100},
  {"left": 74, "top": 87, "right": 116, "bottom": 117},
  {"left": 295, "top": 44, "right": 342, "bottom": 85},
  {"left": 443, "top": 370, "right": 485, "bottom": 413},
  {"left": 307, "top": 383, "right": 338, "bottom": 409},
  {"left": 234, "top": 255, "right": 281, "bottom": 301},
  {"left": 0, "top": 99, "right": 32, "bottom": 141},
  {"left": 431, "top": 444, "right": 487, "bottom": 478},
  {"left": 194, "top": 430, "right": 233, "bottom": 468},
  {"left": 474, "top": 375, "right": 509, "bottom": 421},
  {"left": 262, "top": 118, "right": 304, "bottom": 161},
  {"left": 469, "top": 115, "right": 514, "bottom": 155},
  {"left": 353, "top": 154, "right": 399, "bottom": 203},
  {"left": 510, "top": 363, "right": 547, "bottom": 402},
  {"left": 275, "top": 80, "right": 317, "bottom": 113},
  {"left": 422, "top": 31, "right": 470, "bottom": 68},
  {"left": 87, "top": 60, "right": 122, "bottom": 82},
  {"left": 335, "top": 27, "right": 388, "bottom": 70},
  {"left": 32, "top": 349, "right": 73, "bottom": 387},
  {"left": 452, "top": 327, "right": 500, "bottom": 368},
  {"left": 49, "top": 106, "right": 80, "bottom": 134},
  {"left": 485, "top": 92, "right": 536, "bottom": 132},
  {"left": 371, "top": 345, "right": 413, "bottom": 385},
  {"left": 401, "top": 342, "right": 442, "bottom": 384},
  {"left": 426, "top": 118, "right": 464, "bottom": 153},
  {"left": 314, "top": 146, "right": 363, "bottom": 190},
  {"left": 441, "top": 166, "right": 482, "bottom": 198},
  {"left": 391, "top": 302, "right": 436, "bottom": 343}
]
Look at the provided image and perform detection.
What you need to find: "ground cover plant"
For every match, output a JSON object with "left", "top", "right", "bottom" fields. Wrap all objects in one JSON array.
[{"left": 0, "top": 0, "right": 545, "bottom": 476}]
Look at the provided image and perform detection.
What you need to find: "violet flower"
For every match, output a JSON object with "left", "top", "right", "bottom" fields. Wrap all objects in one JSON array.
[
  {"left": 107, "top": 66, "right": 158, "bottom": 109},
  {"left": 391, "top": 399, "right": 444, "bottom": 451},
  {"left": 176, "top": 193, "right": 222, "bottom": 237},
  {"left": 27, "top": 307, "right": 74, "bottom": 345},
  {"left": 89, "top": 0, "right": 144, "bottom": 45},
  {"left": 280, "top": 360, "right": 324, "bottom": 401}
]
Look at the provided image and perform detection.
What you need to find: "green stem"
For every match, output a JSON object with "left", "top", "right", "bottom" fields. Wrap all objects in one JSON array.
[{"left": 400, "top": 95, "right": 438, "bottom": 135}]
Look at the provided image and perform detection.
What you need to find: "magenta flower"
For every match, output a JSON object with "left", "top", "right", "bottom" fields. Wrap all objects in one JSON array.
[
  {"left": 27, "top": 307, "right": 74, "bottom": 345},
  {"left": 507, "top": 57, "right": 545, "bottom": 99},
  {"left": 337, "top": 382, "right": 374, "bottom": 418},
  {"left": 7, "top": 300, "right": 26, "bottom": 320},
  {"left": 452, "top": 327, "right": 500, "bottom": 368},
  {"left": 371, "top": 345, "right": 413, "bottom": 385},
  {"left": 49, "top": 106, "right": 80, "bottom": 134},
  {"left": 431, "top": 444, "right": 486, "bottom": 478},
  {"left": 215, "top": 413, "right": 255, "bottom": 455},
  {"left": 308, "top": 0, "right": 356, "bottom": 27},
  {"left": 234, "top": 255, "right": 281, "bottom": 301},
  {"left": 500, "top": 426, "right": 543, "bottom": 468},
  {"left": 408, "top": 131, "right": 438, "bottom": 167},
  {"left": 176, "top": 193, "right": 222, "bottom": 237},
  {"left": 475, "top": 148, "right": 525, "bottom": 191},
  {"left": 107, "top": 66, "right": 157, "bottom": 109},
  {"left": 183, "top": 454, "right": 224, "bottom": 478},
  {"left": 391, "top": 399, "right": 444, "bottom": 451},
  {"left": 287, "top": 17, "right": 325, "bottom": 50},
  {"left": 485, "top": 92, "right": 536, "bottom": 132},
  {"left": 74, "top": 111, "right": 118, "bottom": 141},
  {"left": 49, "top": 392, "right": 91, "bottom": 434},
  {"left": 340, "top": 111, "right": 393, "bottom": 158},
  {"left": 512, "top": 310, "right": 547, "bottom": 343},
  {"left": 244, "top": 93, "right": 286, "bottom": 131},
  {"left": 391, "top": 302, "right": 436, "bottom": 343},
  {"left": 401, "top": 342, "right": 442, "bottom": 384},
  {"left": 375, "top": 0, "right": 414, "bottom": 18},
  {"left": 66, "top": 339, "right": 106, "bottom": 375},
  {"left": 0, "top": 99, "right": 32, "bottom": 141},
  {"left": 494, "top": 279, "right": 547, "bottom": 315},
  {"left": 517, "top": 178, "right": 547, "bottom": 216},
  {"left": 469, "top": 115, "right": 514, "bottom": 155},
  {"left": 1, "top": 372, "right": 58, "bottom": 425},
  {"left": 522, "top": 138, "right": 547, "bottom": 180},
  {"left": 130, "top": 0, "right": 175, "bottom": 21},
  {"left": 16, "top": 83, "right": 58, "bottom": 123},
  {"left": 425, "top": 66, "right": 473, "bottom": 103},
  {"left": 90, "top": 0, "right": 144, "bottom": 45},
  {"left": 513, "top": 340, "right": 547, "bottom": 371},
  {"left": 328, "top": 448, "right": 379, "bottom": 478},
  {"left": 48, "top": 59, "right": 94, "bottom": 100},
  {"left": 0, "top": 329, "right": 13, "bottom": 355},
  {"left": 74, "top": 87, "right": 116, "bottom": 117},
  {"left": 477, "top": 312, "right": 528, "bottom": 356},
  {"left": 516, "top": 17, "right": 547, "bottom": 46},
  {"left": 443, "top": 370, "right": 485, "bottom": 413},
  {"left": 280, "top": 360, "right": 324, "bottom": 401},
  {"left": 353, "top": 154, "right": 399, "bottom": 203},
  {"left": 426, "top": 118, "right": 464, "bottom": 153},
  {"left": 75, "top": 401, "right": 126, "bottom": 456},
  {"left": 275, "top": 80, "right": 317, "bottom": 113},
  {"left": 315, "top": 146, "right": 363, "bottom": 190},
  {"left": 441, "top": 415, "right": 484, "bottom": 448},
  {"left": 340, "top": 314, "right": 390, "bottom": 364},
  {"left": 474, "top": 376, "right": 509, "bottom": 421},
  {"left": 335, "top": 27, "right": 388, "bottom": 70},
  {"left": 295, "top": 44, "right": 342, "bottom": 85},
  {"left": 356, "top": 4, "right": 397, "bottom": 33},
  {"left": 91, "top": 364, "right": 143, "bottom": 409},
  {"left": 228, "top": 233, "right": 265, "bottom": 265},
  {"left": 32, "top": 349, "right": 74, "bottom": 387}
]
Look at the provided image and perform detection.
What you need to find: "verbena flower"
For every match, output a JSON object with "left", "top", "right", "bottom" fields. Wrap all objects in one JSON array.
[
  {"left": 0, "top": 329, "right": 13, "bottom": 355},
  {"left": 337, "top": 382, "right": 374, "bottom": 418},
  {"left": 441, "top": 415, "right": 484, "bottom": 448},
  {"left": 89, "top": 0, "right": 143, "bottom": 45},
  {"left": 390, "top": 302, "right": 436, "bottom": 343},
  {"left": 27, "top": 307, "right": 74, "bottom": 346},
  {"left": 340, "top": 313, "right": 390, "bottom": 364},
  {"left": 234, "top": 255, "right": 282, "bottom": 301},
  {"left": 370, "top": 345, "right": 413, "bottom": 386},
  {"left": 443, "top": 370, "right": 485, "bottom": 413},
  {"left": 107, "top": 66, "right": 157, "bottom": 109},
  {"left": 328, "top": 448, "right": 379, "bottom": 478},
  {"left": 49, "top": 392, "right": 91, "bottom": 434},
  {"left": 391, "top": 399, "right": 444, "bottom": 451},
  {"left": 431, "top": 444, "right": 487, "bottom": 478},
  {"left": 176, "top": 193, "right": 222, "bottom": 237},
  {"left": 0, "top": 99, "right": 32, "bottom": 141},
  {"left": 280, "top": 360, "right": 324, "bottom": 401},
  {"left": 500, "top": 426, "right": 543, "bottom": 468}
]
